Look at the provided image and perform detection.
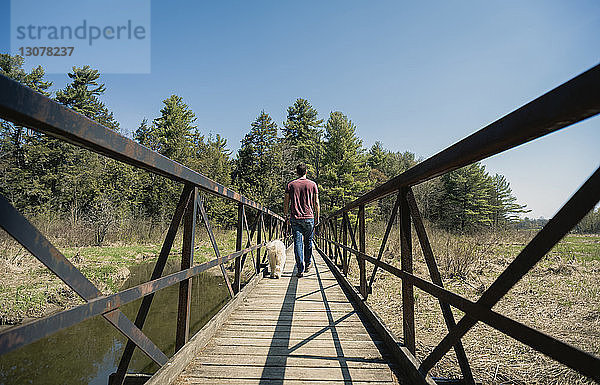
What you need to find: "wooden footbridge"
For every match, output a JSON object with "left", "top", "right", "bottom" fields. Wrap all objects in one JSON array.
[
  {"left": 0, "top": 64, "right": 599, "bottom": 385},
  {"left": 160, "top": 250, "right": 401, "bottom": 385}
]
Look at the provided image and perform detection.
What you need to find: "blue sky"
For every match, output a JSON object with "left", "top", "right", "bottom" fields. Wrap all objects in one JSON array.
[{"left": 1, "top": 0, "right": 599, "bottom": 218}]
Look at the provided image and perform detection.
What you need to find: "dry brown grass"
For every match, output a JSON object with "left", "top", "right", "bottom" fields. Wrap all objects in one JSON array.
[{"left": 341, "top": 225, "right": 599, "bottom": 384}]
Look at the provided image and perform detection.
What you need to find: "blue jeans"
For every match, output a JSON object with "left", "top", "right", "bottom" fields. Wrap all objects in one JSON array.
[{"left": 291, "top": 218, "right": 314, "bottom": 274}]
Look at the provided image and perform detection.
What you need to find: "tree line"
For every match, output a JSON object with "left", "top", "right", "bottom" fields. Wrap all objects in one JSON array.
[{"left": 4, "top": 54, "right": 593, "bottom": 245}]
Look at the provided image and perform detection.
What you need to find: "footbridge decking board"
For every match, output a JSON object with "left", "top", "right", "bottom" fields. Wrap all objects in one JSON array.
[{"left": 171, "top": 247, "right": 401, "bottom": 385}]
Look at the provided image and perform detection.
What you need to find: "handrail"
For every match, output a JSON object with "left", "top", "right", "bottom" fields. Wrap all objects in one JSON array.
[
  {"left": 0, "top": 74, "right": 282, "bottom": 219},
  {"left": 317, "top": 64, "right": 600, "bottom": 384},
  {"left": 0, "top": 74, "right": 288, "bottom": 385}
]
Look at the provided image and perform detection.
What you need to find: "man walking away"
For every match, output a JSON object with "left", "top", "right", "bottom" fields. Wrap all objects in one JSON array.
[{"left": 284, "top": 163, "right": 320, "bottom": 278}]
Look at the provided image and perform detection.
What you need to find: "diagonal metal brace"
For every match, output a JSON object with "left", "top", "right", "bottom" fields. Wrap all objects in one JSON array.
[
  {"left": 368, "top": 191, "right": 401, "bottom": 289},
  {"left": 197, "top": 196, "right": 235, "bottom": 298},
  {"left": 0, "top": 194, "right": 167, "bottom": 366},
  {"left": 406, "top": 188, "right": 475, "bottom": 384},
  {"left": 420, "top": 166, "right": 600, "bottom": 375},
  {"left": 114, "top": 184, "right": 193, "bottom": 382}
]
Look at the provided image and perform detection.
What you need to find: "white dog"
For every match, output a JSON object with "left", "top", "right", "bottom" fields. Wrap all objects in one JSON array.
[{"left": 265, "top": 240, "right": 287, "bottom": 279}]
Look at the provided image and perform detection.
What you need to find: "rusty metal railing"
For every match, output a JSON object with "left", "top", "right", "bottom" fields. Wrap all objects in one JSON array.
[
  {"left": 0, "top": 74, "right": 287, "bottom": 384},
  {"left": 316, "top": 64, "right": 600, "bottom": 384}
]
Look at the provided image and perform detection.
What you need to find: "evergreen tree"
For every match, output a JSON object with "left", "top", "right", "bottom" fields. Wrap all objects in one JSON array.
[
  {"left": 320, "top": 111, "right": 369, "bottom": 213},
  {"left": 366, "top": 142, "right": 419, "bottom": 218},
  {"left": 133, "top": 95, "right": 197, "bottom": 222},
  {"left": 0, "top": 54, "right": 52, "bottom": 94},
  {"left": 233, "top": 111, "right": 281, "bottom": 209},
  {"left": 489, "top": 174, "right": 529, "bottom": 228},
  {"left": 133, "top": 95, "right": 235, "bottom": 226},
  {"left": 435, "top": 163, "right": 493, "bottom": 232},
  {"left": 0, "top": 54, "right": 53, "bottom": 211},
  {"left": 381, "top": 151, "right": 417, "bottom": 179},
  {"left": 367, "top": 141, "right": 386, "bottom": 170},
  {"left": 192, "top": 132, "right": 235, "bottom": 227},
  {"left": 54, "top": 66, "right": 128, "bottom": 243},
  {"left": 148, "top": 95, "right": 196, "bottom": 162},
  {"left": 574, "top": 207, "right": 600, "bottom": 234},
  {"left": 282, "top": 98, "right": 323, "bottom": 178},
  {"left": 55, "top": 66, "right": 119, "bottom": 130}
]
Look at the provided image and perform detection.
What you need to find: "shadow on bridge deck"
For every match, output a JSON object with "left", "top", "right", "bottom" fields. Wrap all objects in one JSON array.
[{"left": 172, "top": 247, "right": 401, "bottom": 385}]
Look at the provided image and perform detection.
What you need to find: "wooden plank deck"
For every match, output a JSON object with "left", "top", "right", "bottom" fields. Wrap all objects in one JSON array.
[{"left": 173, "top": 247, "right": 401, "bottom": 385}]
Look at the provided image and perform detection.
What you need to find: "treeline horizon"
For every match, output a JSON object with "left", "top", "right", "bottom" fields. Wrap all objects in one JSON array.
[{"left": 1, "top": 54, "right": 598, "bottom": 245}]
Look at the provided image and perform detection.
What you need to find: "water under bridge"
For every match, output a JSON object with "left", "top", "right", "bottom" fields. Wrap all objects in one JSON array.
[{"left": 0, "top": 64, "right": 598, "bottom": 385}]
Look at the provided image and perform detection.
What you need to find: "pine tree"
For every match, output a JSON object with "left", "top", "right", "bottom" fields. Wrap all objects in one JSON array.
[
  {"left": 55, "top": 66, "right": 119, "bottom": 130},
  {"left": 150, "top": 95, "right": 197, "bottom": 162},
  {"left": 489, "top": 174, "right": 529, "bottom": 228},
  {"left": 133, "top": 95, "right": 197, "bottom": 222},
  {"left": 234, "top": 111, "right": 281, "bottom": 209},
  {"left": 0, "top": 54, "right": 53, "bottom": 211},
  {"left": 191, "top": 132, "right": 235, "bottom": 227},
  {"left": 367, "top": 141, "right": 386, "bottom": 171},
  {"left": 54, "top": 66, "right": 127, "bottom": 243},
  {"left": 320, "top": 111, "right": 369, "bottom": 213},
  {"left": 282, "top": 98, "right": 323, "bottom": 178},
  {"left": 436, "top": 163, "right": 493, "bottom": 232}
]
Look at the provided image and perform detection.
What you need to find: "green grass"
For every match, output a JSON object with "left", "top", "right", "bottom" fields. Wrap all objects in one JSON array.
[
  {"left": 493, "top": 234, "right": 600, "bottom": 262},
  {"left": 551, "top": 234, "right": 600, "bottom": 262},
  {"left": 12, "top": 285, "right": 47, "bottom": 314},
  {"left": 62, "top": 244, "right": 162, "bottom": 265},
  {"left": 79, "top": 264, "right": 122, "bottom": 292}
]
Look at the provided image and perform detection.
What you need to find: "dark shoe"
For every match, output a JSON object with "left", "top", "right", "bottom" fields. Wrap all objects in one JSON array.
[
  {"left": 305, "top": 261, "right": 312, "bottom": 273},
  {"left": 296, "top": 272, "right": 303, "bottom": 278}
]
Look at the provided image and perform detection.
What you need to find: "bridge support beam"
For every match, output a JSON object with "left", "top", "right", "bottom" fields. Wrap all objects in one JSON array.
[
  {"left": 176, "top": 187, "right": 197, "bottom": 352},
  {"left": 234, "top": 203, "right": 244, "bottom": 293},
  {"left": 399, "top": 188, "right": 415, "bottom": 355},
  {"left": 197, "top": 196, "right": 235, "bottom": 299},
  {"left": 406, "top": 188, "right": 475, "bottom": 384},
  {"left": 358, "top": 204, "right": 367, "bottom": 298},
  {"left": 113, "top": 185, "right": 193, "bottom": 384}
]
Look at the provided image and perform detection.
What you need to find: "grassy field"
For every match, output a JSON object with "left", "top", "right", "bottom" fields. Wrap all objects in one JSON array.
[
  {"left": 0, "top": 228, "right": 238, "bottom": 325},
  {"left": 348, "top": 228, "right": 599, "bottom": 385}
]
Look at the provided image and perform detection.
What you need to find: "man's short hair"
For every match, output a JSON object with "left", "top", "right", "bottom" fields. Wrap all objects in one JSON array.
[{"left": 296, "top": 163, "right": 307, "bottom": 176}]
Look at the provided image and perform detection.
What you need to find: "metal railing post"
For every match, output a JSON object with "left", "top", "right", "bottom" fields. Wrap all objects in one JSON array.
[
  {"left": 234, "top": 203, "right": 243, "bottom": 294},
  {"left": 400, "top": 188, "right": 415, "bottom": 354},
  {"left": 256, "top": 212, "right": 263, "bottom": 273},
  {"left": 175, "top": 186, "right": 197, "bottom": 352},
  {"left": 333, "top": 217, "right": 339, "bottom": 266},
  {"left": 358, "top": 204, "right": 367, "bottom": 298},
  {"left": 342, "top": 214, "right": 348, "bottom": 276}
]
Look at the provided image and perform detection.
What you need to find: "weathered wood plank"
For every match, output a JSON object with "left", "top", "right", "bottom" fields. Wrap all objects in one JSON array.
[
  {"left": 228, "top": 312, "right": 362, "bottom": 322},
  {"left": 232, "top": 308, "right": 357, "bottom": 315},
  {"left": 219, "top": 324, "right": 373, "bottom": 334},
  {"left": 176, "top": 379, "right": 396, "bottom": 385},
  {"left": 225, "top": 317, "right": 365, "bottom": 325},
  {"left": 242, "top": 296, "right": 350, "bottom": 302},
  {"left": 179, "top": 365, "right": 395, "bottom": 381},
  {"left": 217, "top": 330, "right": 374, "bottom": 340},
  {"left": 198, "top": 342, "right": 386, "bottom": 358},
  {"left": 191, "top": 354, "right": 391, "bottom": 368},
  {"left": 167, "top": 249, "right": 401, "bottom": 385},
  {"left": 236, "top": 304, "right": 356, "bottom": 312},
  {"left": 210, "top": 336, "right": 383, "bottom": 349}
]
